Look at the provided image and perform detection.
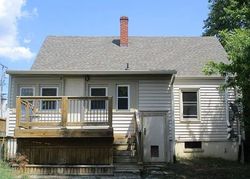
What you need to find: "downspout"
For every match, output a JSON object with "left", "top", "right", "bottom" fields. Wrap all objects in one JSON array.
[
  {"left": 170, "top": 74, "right": 176, "bottom": 163},
  {"left": 225, "top": 75, "right": 230, "bottom": 139}
]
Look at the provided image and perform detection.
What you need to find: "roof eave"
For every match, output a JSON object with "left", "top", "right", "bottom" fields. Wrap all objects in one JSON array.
[{"left": 6, "top": 70, "right": 177, "bottom": 75}]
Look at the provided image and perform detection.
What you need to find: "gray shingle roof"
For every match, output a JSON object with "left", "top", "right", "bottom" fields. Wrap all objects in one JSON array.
[{"left": 31, "top": 36, "right": 228, "bottom": 76}]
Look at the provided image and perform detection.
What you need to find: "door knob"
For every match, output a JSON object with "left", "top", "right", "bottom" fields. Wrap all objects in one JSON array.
[{"left": 143, "top": 128, "right": 146, "bottom": 135}]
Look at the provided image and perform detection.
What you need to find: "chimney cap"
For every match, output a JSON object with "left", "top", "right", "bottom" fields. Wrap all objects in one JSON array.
[{"left": 120, "top": 16, "right": 128, "bottom": 20}]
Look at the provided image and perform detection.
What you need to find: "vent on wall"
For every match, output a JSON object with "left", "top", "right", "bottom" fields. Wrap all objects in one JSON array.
[{"left": 151, "top": 145, "right": 159, "bottom": 157}]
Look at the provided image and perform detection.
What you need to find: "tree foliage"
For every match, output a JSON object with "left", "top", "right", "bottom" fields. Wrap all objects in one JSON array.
[
  {"left": 203, "top": 0, "right": 250, "bottom": 36},
  {"left": 203, "top": 0, "right": 250, "bottom": 132}
]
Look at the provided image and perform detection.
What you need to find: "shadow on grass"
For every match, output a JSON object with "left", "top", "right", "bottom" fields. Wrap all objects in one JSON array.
[{"left": 164, "top": 157, "right": 250, "bottom": 179}]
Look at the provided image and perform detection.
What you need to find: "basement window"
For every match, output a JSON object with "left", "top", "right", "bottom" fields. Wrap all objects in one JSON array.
[{"left": 185, "top": 141, "right": 202, "bottom": 149}]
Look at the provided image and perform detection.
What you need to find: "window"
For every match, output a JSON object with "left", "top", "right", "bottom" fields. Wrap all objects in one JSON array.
[
  {"left": 181, "top": 90, "right": 199, "bottom": 119},
  {"left": 90, "top": 87, "right": 107, "bottom": 110},
  {"left": 41, "top": 87, "right": 58, "bottom": 110},
  {"left": 185, "top": 141, "right": 202, "bottom": 149},
  {"left": 117, "top": 85, "right": 129, "bottom": 110},
  {"left": 20, "top": 87, "right": 34, "bottom": 96}
]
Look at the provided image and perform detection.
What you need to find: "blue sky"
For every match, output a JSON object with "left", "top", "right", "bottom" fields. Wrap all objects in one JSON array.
[{"left": 0, "top": 0, "right": 210, "bottom": 71}]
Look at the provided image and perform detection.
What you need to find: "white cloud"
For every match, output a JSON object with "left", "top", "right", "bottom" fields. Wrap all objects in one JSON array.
[{"left": 0, "top": 0, "right": 36, "bottom": 60}]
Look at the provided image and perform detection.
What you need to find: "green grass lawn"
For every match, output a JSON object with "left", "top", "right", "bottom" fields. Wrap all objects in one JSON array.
[
  {"left": 165, "top": 158, "right": 250, "bottom": 179},
  {"left": 0, "top": 160, "right": 16, "bottom": 179}
]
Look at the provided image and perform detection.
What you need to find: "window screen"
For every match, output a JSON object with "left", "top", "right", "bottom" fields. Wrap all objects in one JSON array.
[
  {"left": 90, "top": 88, "right": 106, "bottom": 110},
  {"left": 20, "top": 88, "right": 34, "bottom": 96},
  {"left": 182, "top": 92, "right": 198, "bottom": 118},
  {"left": 117, "top": 86, "right": 129, "bottom": 110}
]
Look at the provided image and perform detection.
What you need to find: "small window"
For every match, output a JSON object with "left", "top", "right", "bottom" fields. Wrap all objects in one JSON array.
[
  {"left": 185, "top": 141, "right": 202, "bottom": 149},
  {"left": 41, "top": 87, "right": 58, "bottom": 110},
  {"left": 117, "top": 85, "right": 129, "bottom": 110},
  {"left": 20, "top": 87, "right": 34, "bottom": 96},
  {"left": 182, "top": 91, "right": 198, "bottom": 119},
  {"left": 90, "top": 87, "right": 107, "bottom": 110}
]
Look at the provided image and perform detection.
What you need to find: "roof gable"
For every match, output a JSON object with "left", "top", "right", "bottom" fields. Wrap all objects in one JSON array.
[{"left": 31, "top": 36, "right": 228, "bottom": 76}]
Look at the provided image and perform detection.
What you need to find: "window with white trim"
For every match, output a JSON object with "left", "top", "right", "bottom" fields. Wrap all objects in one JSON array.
[
  {"left": 90, "top": 87, "right": 107, "bottom": 110},
  {"left": 181, "top": 90, "right": 199, "bottom": 119},
  {"left": 117, "top": 85, "right": 129, "bottom": 110},
  {"left": 41, "top": 87, "right": 58, "bottom": 110},
  {"left": 20, "top": 87, "right": 34, "bottom": 96}
]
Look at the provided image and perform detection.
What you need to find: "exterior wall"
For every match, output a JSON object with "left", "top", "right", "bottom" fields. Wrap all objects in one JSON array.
[
  {"left": 174, "top": 78, "right": 238, "bottom": 160},
  {"left": 175, "top": 141, "right": 238, "bottom": 160},
  {"left": 64, "top": 77, "right": 85, "bottom": 96},
  {"left": 138, "top": 79, "right": 174, "bottom": 162},
  {"left": 7, "top": 75, "right": 172, "bottom": 138}
]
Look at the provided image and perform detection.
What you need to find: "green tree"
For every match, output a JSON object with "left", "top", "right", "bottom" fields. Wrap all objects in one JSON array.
[
  {"left": 203, "top": 29, "right": 250, "bottom": 126},
  {"left": 203, "top": 0, "right": 250, "bottom": 36},
  {"left": 203, "top": 0, "right": 250, "bottom": 161}
]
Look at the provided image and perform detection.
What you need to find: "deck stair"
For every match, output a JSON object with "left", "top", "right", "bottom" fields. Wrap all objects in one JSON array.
[{"left": 113, "top": 135, "right": 141, "bottom": 174}]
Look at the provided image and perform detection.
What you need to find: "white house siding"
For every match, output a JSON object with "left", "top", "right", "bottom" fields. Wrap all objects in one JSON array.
[
  {"left": 6, "top": 109, "right": 16, "bottom": 137},
  {"left": 173, "top": 78, "right": 238, "bottom": 160},
  {"left": 174, "top": 86, "right": 236, "bottom": 141},
  {"left": 138, "top": 80, "right": 173, "bottom": 162},
  {"left": 113, "top": 111, "right": 135, "bottom": 135}
]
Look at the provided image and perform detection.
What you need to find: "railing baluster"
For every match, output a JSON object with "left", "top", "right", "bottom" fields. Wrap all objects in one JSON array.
[
  {"left": 16, "top": 96, "right": 113, "bottom": 128},
  {"left": 25, "top": 102, "right": 30, "bottom": 128},
  {"left": 16, "top": 97, "right": 21, "bottom": 129}
]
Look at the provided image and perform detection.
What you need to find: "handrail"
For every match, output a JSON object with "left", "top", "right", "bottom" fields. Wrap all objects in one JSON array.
[
  {"left": 16, "top": 96, "right": 113, "bottom": 129},
  {"left": 17, "top": 96, "right": 111, "bottom": 100},
  {"left": 133, "top": 111, "right": 142, "bottom": 164}
]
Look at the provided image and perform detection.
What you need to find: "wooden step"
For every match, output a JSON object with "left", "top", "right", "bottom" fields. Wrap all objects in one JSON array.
[
  {"left": 114, "top": 150, "right": 132, "bottom": 156},
  {"left": 114, "top": 156, "right": 137, "bottom": 163},
  {"left": 113, "top": 144, "right": 130, "bottom": 150},
  {"left": 114, "top": 164, "right": 142, "bottom": 174}
]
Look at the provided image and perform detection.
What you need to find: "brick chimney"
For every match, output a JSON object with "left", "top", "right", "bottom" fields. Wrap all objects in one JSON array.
[{"left": 120, "top": 16, "right": 128, "bottom": 47}]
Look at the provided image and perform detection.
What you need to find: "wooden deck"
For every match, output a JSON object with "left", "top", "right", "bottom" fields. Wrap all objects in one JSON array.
[
  {"left": 12, "top": 164, "right": 113, "bottom": 175},
  {"left": 0, "top": 118, "right": 6, "bottom": 137},
  {"left": 15, "top": 96, "right": 113, "bottom": 138}
]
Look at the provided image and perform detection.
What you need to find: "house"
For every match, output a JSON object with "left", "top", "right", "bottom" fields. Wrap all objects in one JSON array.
[{"left": 5, "top": 16, "right": 239, "bottom": 175}]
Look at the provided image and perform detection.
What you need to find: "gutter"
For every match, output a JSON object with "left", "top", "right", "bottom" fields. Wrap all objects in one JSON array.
[
  {"left": 6, "top": 70, "right": 177, "bottom": 75},
  {"left": 170, "top": 74, "right": 176, "bottom": 163}
]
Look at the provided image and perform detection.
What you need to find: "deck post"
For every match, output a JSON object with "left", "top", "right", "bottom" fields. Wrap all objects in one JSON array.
[
  {"left": 16, "top": 97, "right": 21, "bottom": 129},
  {"left": 61, "top": 97, "right": 68, "bottom": 128},
  {"left": 108, "top": 97, "right": 113, "bottom": 128}
]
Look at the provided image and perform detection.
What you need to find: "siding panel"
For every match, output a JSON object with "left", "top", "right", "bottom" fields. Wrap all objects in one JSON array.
[
  {"left": 174, "top": 86, "right": 237, "bottom": 141},
  {"left": 139, "top": 80, "right": 172, "bottom": 139}
]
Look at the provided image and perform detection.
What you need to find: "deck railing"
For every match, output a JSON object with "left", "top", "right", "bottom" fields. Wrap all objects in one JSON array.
[{"left": 16, "top": 96, "right": 113, "bottom": 129}]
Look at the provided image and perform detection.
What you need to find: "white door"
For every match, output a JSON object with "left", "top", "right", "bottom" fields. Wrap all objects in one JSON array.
[{"left": 142, "top": 112, "right": 167, "bottom": 162}]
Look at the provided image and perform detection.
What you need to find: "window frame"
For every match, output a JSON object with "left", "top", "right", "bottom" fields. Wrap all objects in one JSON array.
[
  {"left": 20, "top": 87, "right": 35, "bottom": 96},
  {"left": 116, "top": 85, "right": 130, "bottom": 110},
  {"left": 90, "top": 87, "right": 108, "bottom": 110},
  {"left": 40, "top": 87, "right": 59, "bottom": 110},
  {"left": 180, "top": 88, "right": 200, "bottom": 121}
]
